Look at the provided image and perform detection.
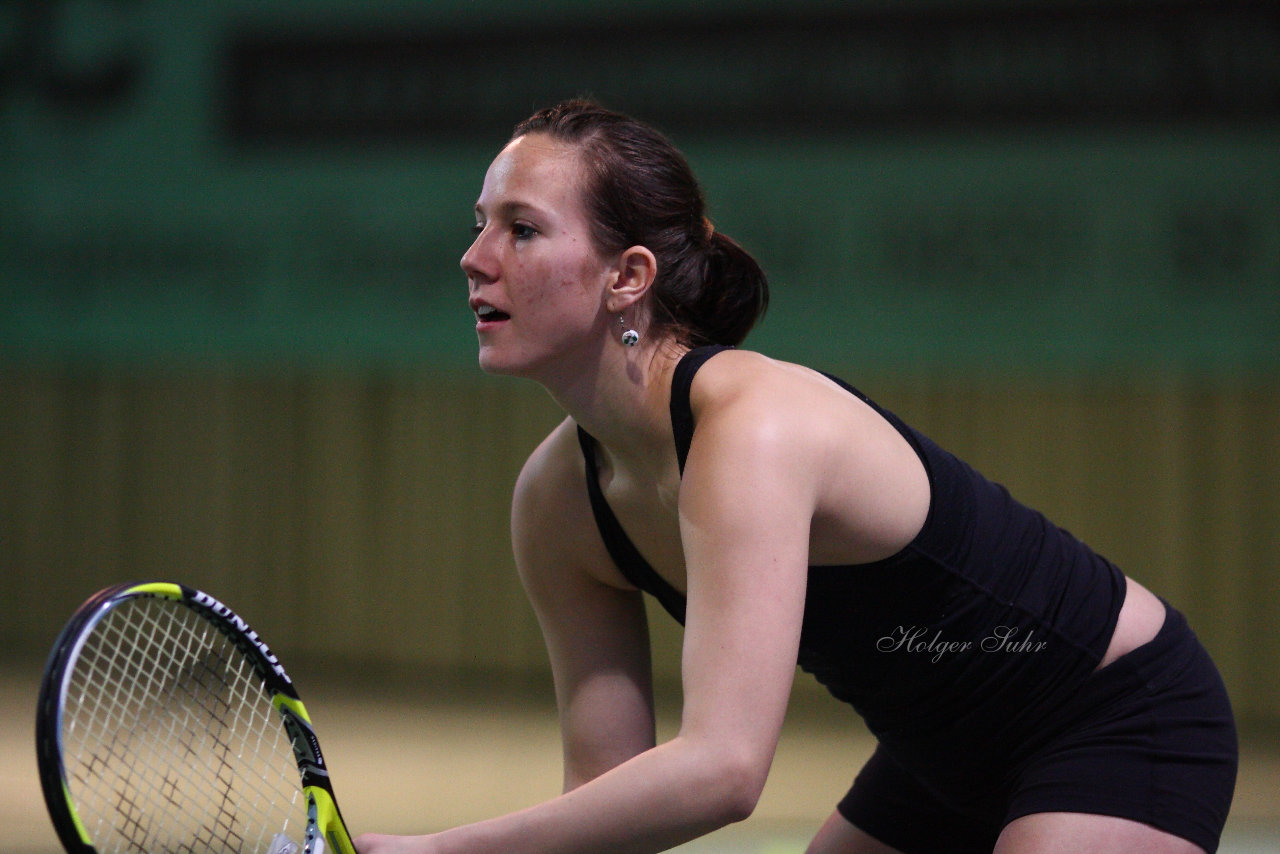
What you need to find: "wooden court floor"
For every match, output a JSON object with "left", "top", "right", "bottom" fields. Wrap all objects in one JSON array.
[{"left": 5, "top": 661, "right": 1277, "bottom": 853}]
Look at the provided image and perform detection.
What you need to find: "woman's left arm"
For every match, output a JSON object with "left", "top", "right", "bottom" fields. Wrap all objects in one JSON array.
[{"left": 355, "top": 389, "right": 819, "bottom": 854}]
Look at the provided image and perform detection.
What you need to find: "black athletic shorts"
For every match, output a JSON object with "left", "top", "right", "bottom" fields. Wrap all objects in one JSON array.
[{"left": 837, "top": 604, "right": 1238, "bottom": 853}]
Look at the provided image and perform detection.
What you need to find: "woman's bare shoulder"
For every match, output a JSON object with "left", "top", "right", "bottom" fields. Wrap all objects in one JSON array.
[
  {"left": 515, "top": 416, "right": 583, "bottom": 497},
  {"left": 684, "top": 348, "right": 930, "bottom": 562},
  {"left": 687, "top": 349, "right": 858, "bottom": 439},
  {"left": 512, "top": 416, "right": 633, "bottom": 590}
]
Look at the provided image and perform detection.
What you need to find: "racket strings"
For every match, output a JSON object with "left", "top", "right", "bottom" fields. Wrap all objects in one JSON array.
[{"left": 60, "top": 597, "right": 306, "bottom": 854}]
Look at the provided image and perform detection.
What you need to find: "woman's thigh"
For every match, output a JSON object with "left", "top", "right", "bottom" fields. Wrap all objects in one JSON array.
[
  {"left": 805, "top": 810, "right": 908, "bottom": 854},
  {"left": 995, "top": 812, "right": 1205, "bottom": 854}
]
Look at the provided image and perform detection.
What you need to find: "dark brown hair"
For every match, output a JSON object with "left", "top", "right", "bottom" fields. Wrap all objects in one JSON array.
[{"left": 513, "top": 99, "right": 768, "bottom": 348}]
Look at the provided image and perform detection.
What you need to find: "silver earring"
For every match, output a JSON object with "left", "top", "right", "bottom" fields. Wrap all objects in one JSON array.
[{"left": 619, "top": 316, "right": 639, "bottom": 347}]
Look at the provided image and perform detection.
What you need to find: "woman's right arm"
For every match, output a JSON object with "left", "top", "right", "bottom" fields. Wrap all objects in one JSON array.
[
  {"left": 353, "top": 410, "right": 804, "bottom": 853},
  {"left": 510, "top": 418, "right": 658, "bottom": 792}
]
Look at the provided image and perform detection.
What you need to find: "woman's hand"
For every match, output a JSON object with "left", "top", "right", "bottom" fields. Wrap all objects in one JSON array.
[{"left": 352, "top": 832, "right": 436, "bottom": 854}]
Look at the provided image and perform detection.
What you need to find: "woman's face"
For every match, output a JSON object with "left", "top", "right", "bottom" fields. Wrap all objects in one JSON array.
[{"left": 461, "top": 133, "right": 618, "bottom": 380}]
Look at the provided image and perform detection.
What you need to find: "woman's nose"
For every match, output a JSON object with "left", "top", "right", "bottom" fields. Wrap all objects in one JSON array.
[{"left": 460, "top": 228, "right": 492, "bottom": 281}]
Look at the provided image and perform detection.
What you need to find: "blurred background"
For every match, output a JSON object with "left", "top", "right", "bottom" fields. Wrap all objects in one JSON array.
[{"left": 2, "top": 0, "right": 1277, "bottom": 850}]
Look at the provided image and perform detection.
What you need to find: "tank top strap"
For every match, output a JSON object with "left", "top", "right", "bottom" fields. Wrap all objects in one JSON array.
[
  {"left": 571, "top": 344, "right": 733, "bottom": 625},
  {"left": 575, "top": 425, "right": 687, "bottom": 624},
  {"left": 670, "top": 344, "right": 734, "bottom": 475}
]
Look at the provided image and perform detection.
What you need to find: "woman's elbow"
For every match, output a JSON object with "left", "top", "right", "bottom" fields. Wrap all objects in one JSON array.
[
  {"left": 709, "top": 752, "right": 769, "bottom": 825},
  {"left": 719, "top": 787, "right": 762, "bottom": 826}
]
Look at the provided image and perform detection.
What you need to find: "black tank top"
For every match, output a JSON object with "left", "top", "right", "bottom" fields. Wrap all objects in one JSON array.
[{"left": 577, "top": 345, "right": 1126, "bottom": 778}]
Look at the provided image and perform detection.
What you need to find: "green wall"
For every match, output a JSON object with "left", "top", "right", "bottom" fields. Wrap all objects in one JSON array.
[{"left": 3, "top": 0, "right": 1277, "bottom": 372}]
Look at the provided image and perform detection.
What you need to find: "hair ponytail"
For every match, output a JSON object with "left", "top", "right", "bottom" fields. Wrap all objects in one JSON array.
[{"left": 512, "top": 99, "right": 769, "bottom": 348}]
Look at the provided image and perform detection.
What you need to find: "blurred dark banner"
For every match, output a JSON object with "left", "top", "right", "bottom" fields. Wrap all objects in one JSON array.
[{"left": 225, "top": 1, "right": 1280, "bottom": 145}]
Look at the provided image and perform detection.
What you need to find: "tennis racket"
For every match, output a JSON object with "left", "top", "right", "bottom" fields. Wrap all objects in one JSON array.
[{"left": 36, "top": 581, "right": 356, "bottom": 854}]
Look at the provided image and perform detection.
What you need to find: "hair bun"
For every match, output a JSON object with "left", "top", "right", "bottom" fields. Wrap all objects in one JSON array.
[{"left": 694, "top": 231, "right": 769, "bottom": 346}]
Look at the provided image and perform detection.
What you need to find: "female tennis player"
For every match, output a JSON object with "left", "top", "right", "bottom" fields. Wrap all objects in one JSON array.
[{"left": 354, "top": 100, "right": 1237, "bottom": 854}]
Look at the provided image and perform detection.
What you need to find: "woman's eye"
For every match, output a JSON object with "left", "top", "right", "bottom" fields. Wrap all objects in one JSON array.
[{"left": 512, "top": 223, "right": 538, "bottom": 240}]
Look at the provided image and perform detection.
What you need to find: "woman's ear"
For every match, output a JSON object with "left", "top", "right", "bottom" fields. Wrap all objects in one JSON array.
[{"left": 606, "top": 245, "right": 658, "bottom": 314}]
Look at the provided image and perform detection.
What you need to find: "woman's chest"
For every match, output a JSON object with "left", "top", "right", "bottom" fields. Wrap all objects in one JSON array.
[{"left": 599, "top": 477, "right": 689, "bottom": 593}]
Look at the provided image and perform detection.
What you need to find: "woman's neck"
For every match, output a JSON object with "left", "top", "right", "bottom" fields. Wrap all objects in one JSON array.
[{"left": 548, "top": 340, "right": 688, "bottom": 473}]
